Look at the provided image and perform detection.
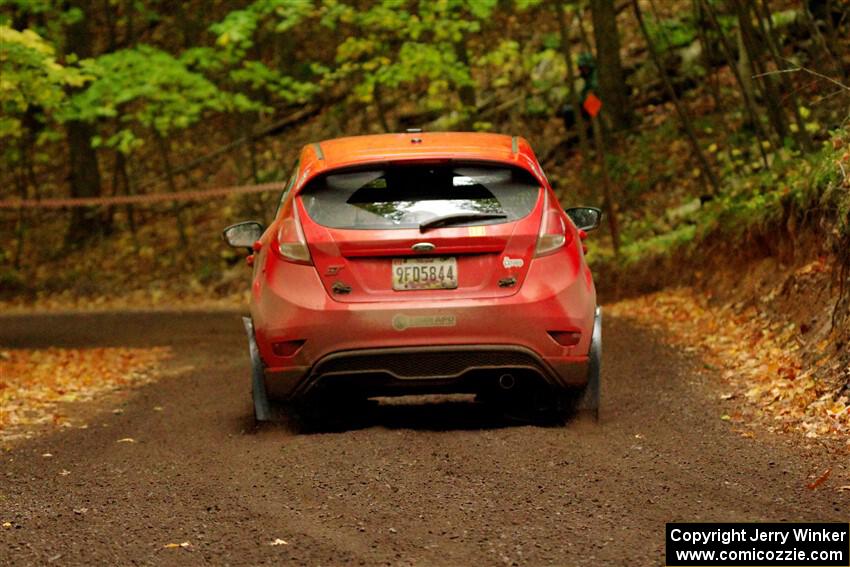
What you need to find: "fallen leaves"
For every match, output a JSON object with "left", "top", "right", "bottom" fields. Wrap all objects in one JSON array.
[
  {"left": 163, "top": 542, "right": 192, "bottom": 550},
  {"left": 0, "top": 347, "right": 170, "bottom": 444},
  {"left": 807, "top": 469, "right": 831, "bottom": 490},
  {"left": 608, "top": 288, "right": 849, "bottom": 441}
]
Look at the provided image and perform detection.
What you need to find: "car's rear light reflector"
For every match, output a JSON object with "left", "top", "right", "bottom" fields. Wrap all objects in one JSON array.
[
  {"left": 548, "top": 331, "right": 581, "bottom": 347},
  {"left": 272, "top": 339, "right": 305, "bottom": 357}
]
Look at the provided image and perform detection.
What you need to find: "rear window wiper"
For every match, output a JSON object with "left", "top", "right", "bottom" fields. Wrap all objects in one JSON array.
[{"left": 419, "top": 212, "right": 508, "bottom": 232}]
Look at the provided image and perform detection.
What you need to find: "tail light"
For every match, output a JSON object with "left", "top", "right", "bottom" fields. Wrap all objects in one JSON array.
[
  {"left": 275, "top": 201, "right": 312, "bottom": 265},
  {"left": 535, "top": 191, "right": 572, "bottom": 257}
]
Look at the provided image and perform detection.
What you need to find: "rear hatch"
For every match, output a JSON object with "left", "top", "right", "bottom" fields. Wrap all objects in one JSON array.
[{"left": 298, "top": 162, "right": 543, "bottom": 303}]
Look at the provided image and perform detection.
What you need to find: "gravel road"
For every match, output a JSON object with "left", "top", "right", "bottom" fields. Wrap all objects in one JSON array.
[{"left": 1, "top": 310, "right": 845, "bottom": 566}]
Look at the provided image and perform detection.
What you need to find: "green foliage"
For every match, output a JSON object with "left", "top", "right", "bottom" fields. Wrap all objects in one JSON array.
[
  {"left": 205, "top": 0, "right": 322, "bottom": 105},
  {"left": 212, "top": 0, "right": 314, "bottom": 55},
  {"left": 325, "top": 0, "right": 497, "bottom": 116},
  {"left": 475, "top": 40, "right": 521, "bottom": 88},
  {"left": 620, "top": 224, "right": 697, "bottom": 267},
  {"left": 63, "top": 45, "right": 257, "bottom": 153},
  {"left": 528, "top": 48, "right": 566, "bottom": 98},
  {"left": 228, "top": 60, "right": 320, "bottom": 104},
  {"left": 475, "top": 40, "right": 568, "bottom": 118},
  {"left": 513, "top": 0, "right": 544, "bottom": 11},
  {"left": 769, "top": 9, "right": 799, "bottom": 29},
  {"left": 645, "top": 16, "right": 697, "bottom": 52},
  {"left": 597, "top": 128, "right": 850, "bottom": 272},
  {"left": 0, "top": 24, "right": 90, "bottom": 172},
  {"left": 0, "top": 1, "right": 83, "bottom": 40},
  {"left": 0, "top": 26, "right": 87, "bottom": 141},
  {"left": 0, "top": 0, "right": 573, "bottom": 169}
]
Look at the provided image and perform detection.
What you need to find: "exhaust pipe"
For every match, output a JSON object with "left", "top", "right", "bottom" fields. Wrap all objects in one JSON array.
[{"left": 498, "top": 373, "right": 516, "bottom": 390}]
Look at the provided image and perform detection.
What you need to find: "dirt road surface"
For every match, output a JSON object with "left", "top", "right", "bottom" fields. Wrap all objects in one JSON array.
[{"left": 1, "top": 311, "right": 846, "bottom": 566}]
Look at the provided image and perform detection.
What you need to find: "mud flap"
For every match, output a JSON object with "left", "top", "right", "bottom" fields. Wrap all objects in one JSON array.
[
  {"left": 576, "top": 307, "right": 601, "bottom": 420},
  {"left": 243, "top": 317, "right": 271, "bottom": 422}
]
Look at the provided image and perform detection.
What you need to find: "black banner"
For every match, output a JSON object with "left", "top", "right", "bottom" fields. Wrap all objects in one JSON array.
[{"left": 666, "top": 523, "right": 849, "bottom": 566}]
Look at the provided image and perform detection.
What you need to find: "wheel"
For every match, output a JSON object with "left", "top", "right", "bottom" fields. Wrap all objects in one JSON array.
[
  {"left": 243, "top": 317, "right": 272, "bottom": 423},
  {"left": 574, "top": 307, "right": 601, "bottom": 421}
]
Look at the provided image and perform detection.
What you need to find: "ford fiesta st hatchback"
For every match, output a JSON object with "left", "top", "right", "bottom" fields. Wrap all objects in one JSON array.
[{"left": 224, "top": 132, "right": 602, "bottom": 423}]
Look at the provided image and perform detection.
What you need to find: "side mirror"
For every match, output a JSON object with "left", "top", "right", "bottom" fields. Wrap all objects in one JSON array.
[
  {"left": 222, "top": 221, "right": 264, "bottom": 251},
  {"left": 565, "top": 207, "right": 602, "bottom": 231}
]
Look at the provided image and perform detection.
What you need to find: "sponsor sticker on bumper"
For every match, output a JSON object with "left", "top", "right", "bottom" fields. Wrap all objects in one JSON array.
[{"left": 392, "top": 314, "right": 457, "bottom": 331}]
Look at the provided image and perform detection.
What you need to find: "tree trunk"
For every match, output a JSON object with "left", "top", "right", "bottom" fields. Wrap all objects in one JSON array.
[
  {"left": 455, "top": 40, "right": 477, "bottom": 110},
  {"left": 822, "top": 0, "right": 843, "bottom": 68},
  {"left": 64, "top": 0, "right": 104, "bottom": 245},
  {"left": 558, "top": 4, "right": 592, "bottom": 172},
  {"left": 692, "top": 0, "right": 721, "bottom": 111},
  {"left": 174, "top": 1, "right": 202, "bottom": 49},
  {"left": 732, "top": 0, "right": 789, "bottom": 144},
  {"left": 65, "top": 119, "right": 104, "bottom": 243},
  {"left": 155, "top": 135, "right": 189, "bottom": 248},
  {"left": 13, "top": 168, "right": 28, "bottom": 270},
  {"left": 802, "top": 0, "right": 846, "bottom": 80},
  {"left": 632, "top": 0, "right": 721, "bottom": 194},
  {"left": 754, "top": 0, "right": 814, "bottom": 151},
  {"left": 124, "top": 0, "right": 135, "bottom": 45},
  {"left": 103, "top": 0, "right": 118, "bottom": 51},
  {"left": 373, "top": 85, "right": 392, "bottom": 133},
  {"left": 589, "top": 0, "right": 633, "bottom": 130},
  {"left": 591, "top": 115, "right": 620, "bottom": 256},
  {"left": 735, "top": 26, "right": 759, "bottom": 129},
  {"left": 576, "top": 6, "right": 595, "bottom": 54},
  {"left": 115, "top": 152, "right": 139, "bottom": 250},
  {"left": 699, "top": 0, "right": 771, "bottom": 168}
]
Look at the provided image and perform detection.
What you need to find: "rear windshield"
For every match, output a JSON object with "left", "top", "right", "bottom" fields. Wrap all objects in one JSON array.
[{"left": 300, "top": 163, "right": 541, "bottom": 230}]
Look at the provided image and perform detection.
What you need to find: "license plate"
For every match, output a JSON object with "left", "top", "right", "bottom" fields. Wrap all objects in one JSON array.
[{"left": 392, "top": 257, "right": 458, "bottom": 291}]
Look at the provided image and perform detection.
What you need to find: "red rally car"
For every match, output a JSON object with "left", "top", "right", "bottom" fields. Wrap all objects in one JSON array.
[{"left": 224, "top": 132, "right": 602, "bottom": 423}]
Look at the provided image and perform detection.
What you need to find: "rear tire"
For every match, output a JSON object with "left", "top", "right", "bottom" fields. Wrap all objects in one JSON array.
[
  {"left": 574, "top": 307, "right": 601, "bottom": 421},
  {"left": 243, "top": 317, "right": 272, "bottom": 423}
]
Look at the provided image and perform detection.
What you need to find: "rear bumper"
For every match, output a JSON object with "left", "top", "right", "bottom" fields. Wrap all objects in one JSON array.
[{"left": 263, "top": 344, "right": 589, "bottom": 400}]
